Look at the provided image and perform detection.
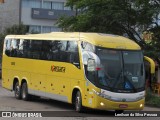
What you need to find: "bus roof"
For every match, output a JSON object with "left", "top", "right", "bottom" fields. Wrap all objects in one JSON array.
[{"left": 5, "top": 32, "right": 141, "bottom": 50}]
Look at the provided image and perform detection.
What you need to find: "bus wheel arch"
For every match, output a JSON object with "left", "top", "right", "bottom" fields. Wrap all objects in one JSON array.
[
  {"left": 13, "top": 78, "right": 21, "bottom": 99},
  {"left": 72, "top": 88, "right": 84, "bottom": 112}
]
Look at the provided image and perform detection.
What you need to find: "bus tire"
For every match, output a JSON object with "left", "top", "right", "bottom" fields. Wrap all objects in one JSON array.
[
  {"left": 75, "top": 91, "right": 83, "bottom": 112},
  {"left": 21, "top": 82, "right": 30, "bottom": 101},
  {"left": 14, "top": 82, "right": 21, "bottom": 99}
]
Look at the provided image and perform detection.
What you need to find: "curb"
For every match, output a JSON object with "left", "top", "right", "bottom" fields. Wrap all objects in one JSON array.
[{"left": 145, "top": 104, "right": 160, "bottom": 109}]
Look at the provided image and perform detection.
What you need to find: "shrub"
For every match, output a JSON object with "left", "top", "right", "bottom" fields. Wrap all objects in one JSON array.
[{"left": 145, "top": 89, "right": 160, "bottom": 108}]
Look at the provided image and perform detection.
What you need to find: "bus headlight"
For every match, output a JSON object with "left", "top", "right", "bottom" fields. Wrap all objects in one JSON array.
[
  {"left": 92, "top": 89, "right": 111, "bottom": 100},
  {"left": 92, "top": 89, "right": 145, "bottom": 102},
  {"left": 140, "top": 104, "right": 143, "bottom": 108},
  {"left": 100, "top": 102, "right": 105, "bottom": 106}
]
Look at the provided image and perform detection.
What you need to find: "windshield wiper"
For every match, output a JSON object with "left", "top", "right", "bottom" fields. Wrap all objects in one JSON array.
[
  {"left": 111, "top": 69, "right": 137, "bottom": 93},
  {"left": 111, "top": 69, "right": 123, "bottom": 89}
]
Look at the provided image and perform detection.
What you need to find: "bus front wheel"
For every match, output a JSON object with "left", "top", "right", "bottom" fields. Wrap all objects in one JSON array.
[
  {"left": 14, "top": 82, "right": 21, "bottom": 99},
  {"left": 75, "top": 91, "right": 83, "bottom": 112},
  {"left": 21, "top": 82, "right": 30, "bottom": 101}
]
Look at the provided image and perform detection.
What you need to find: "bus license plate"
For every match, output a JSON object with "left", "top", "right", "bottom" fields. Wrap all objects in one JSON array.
[{"left": 119, "top": 104, "right": 128, "bottom": 108}]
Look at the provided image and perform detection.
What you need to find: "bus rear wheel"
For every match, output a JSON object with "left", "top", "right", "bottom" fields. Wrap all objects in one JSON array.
[
  {"left": 14, "top": 82, "right": 21, "bottom": 99},
  {"left": 75, "top": 91, "right": 83, "bottom": 112},
  {"left": 21, "top": 82, "right": 30, "bottom": 101}
]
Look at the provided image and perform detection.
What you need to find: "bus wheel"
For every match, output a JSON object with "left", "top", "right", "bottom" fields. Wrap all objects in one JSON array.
[
  {"left": 75, "top": 91, "right": 83, "bottom": 112},
  {"left": 21, "top": 82, "right": 30, "bottom": 101},
  {"left": 14, "top": 82, "right": 21, "bottom": 99}
]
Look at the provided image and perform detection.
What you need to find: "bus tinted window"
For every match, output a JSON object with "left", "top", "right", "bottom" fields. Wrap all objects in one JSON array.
[
  {"left": 17, "top": 39, "right": 24, "bottom": 57},
  {"left": 30, "top": 40, "right": 42, "bottom": 59},
  {"left": 5, "top": 39, "right": 12, "bottom": 56},
  {"left": 4, "top": 39, "right": 80, "bottom": 68},
  {"left": 5, "top": 39, "right": 20, "bottom": 57},
  {"left": 41, "top": 40, "right": 51, "bottom": 60},
  {"left": 66, "top": 41, "right": 79, "bottom": 65}
]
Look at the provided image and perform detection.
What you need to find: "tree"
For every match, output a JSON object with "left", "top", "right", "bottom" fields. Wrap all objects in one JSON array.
[
  {"left": 144, "top": 26, "right": 160, "bottom": 64},
  {"left": 57, "top": 0, "right": 159, "bottom": 48},
  {"left": 3, "top": 23, "right": 28, "bottom": 35}
]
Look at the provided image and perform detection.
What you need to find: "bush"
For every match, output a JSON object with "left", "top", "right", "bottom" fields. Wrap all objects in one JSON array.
[{"left": 145, "top": 89, "right": 160, "bottom": 108}]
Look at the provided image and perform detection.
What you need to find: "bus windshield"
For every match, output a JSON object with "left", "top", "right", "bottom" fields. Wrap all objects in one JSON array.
[{"left": 96, "top": 48, "right": 145, "bottom": 93}]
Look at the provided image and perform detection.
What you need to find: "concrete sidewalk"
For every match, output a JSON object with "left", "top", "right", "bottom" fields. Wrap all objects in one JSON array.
[{"left": 144, "top": 106, "right": 160, "bottom": 111}]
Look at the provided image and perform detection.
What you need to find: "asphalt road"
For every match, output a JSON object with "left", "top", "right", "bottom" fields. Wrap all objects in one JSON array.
[{"left": 0, "top": 80, "right": 159, "bottom": 120}]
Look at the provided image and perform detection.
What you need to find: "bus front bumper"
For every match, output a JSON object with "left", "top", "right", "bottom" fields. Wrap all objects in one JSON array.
[{"left": 94, "top": 96, "right": 145, "bottom": 111}]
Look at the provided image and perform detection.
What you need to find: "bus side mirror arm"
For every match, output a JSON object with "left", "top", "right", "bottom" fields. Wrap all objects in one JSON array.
[{"left": 144, "top": 56, "right": 155, "bottom": 74}]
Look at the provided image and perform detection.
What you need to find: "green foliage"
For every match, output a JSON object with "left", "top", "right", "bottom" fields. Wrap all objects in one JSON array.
[
  {"left": 144, "top": 26, "right": 160, "bottom": 63},
  {"left": 57, "top": 0, "right": 160, "bottom": 48},
  {"left": 145, "top": 89, "right": 160, "bottom": 108},
  {"left": 3, "top": 23, "right": 28, "bottom": 35}
]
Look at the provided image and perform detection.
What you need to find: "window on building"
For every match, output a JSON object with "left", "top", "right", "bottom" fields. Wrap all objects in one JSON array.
[
  {"left": 29, "top": 25, "right": 41, "bottom": 33},
  {"left": 64, "top": 6, "right": 71, "bottom": 10},
  {"left": 22, "top": 0, "right": 28, "bottom": 7},
  {"left": 29, "top": 26, "right": 62, "bottom": 33},
  {"left": 51, "top": 27, "right": 61, "bottom": 32},
  {"left": 52, "top": 2, "right": 64, "bottom": 10},
  {"left": 42, "top": 26, "right": 51, "bottom": 33},
  {"left": 43, "top": 1, "right": 52, "bottom": 9},
  {"left": 31, "top": 0, "right": 41, "bottom": 8},
  {"left": 64, "top": 3, "right": 71, "bottom": 10},
  {"left": 22, "top": 0, "right": 41, "bottom": 8}
]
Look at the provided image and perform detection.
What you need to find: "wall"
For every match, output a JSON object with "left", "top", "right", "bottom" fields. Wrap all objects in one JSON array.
[{"left": 0, "top": 0, "right": 20, "bottom": 33}]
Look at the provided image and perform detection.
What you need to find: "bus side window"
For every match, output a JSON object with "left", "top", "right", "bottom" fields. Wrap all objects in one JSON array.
[
  {"left": 17, "top": 39, "right": 24, "bottom": 57},
  {"left": 59, "top": 41, "right": 67, "bottom": 62},
  {"left": 81, "top": 41, "right": 95, "bottom": 52},
  {"left": 23, "top": 40, "right": 30, "bottom": 58},
  {"left": 10, "top": 39, "right": 19, "bottom": 57},
  {"left": 5, "top": 39, "right": 11, "bottom": 56},
  {"left": 48, "top": 40, "right": 68, "bottom": 62},
  {"left": 41, "top": 40, "right": 51, "bottom": 60},
  {"left": 30, "top": 40, "right": 42, "bottom": 59},
  {"left": 67, "top": 41, "right": 80, "bottom": 68},
  {"left": 49, "top": 41, "right": 61, "bottom": 61}
]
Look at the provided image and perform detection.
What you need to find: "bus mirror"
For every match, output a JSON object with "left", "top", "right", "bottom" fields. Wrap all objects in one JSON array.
[
  {"left": 144, "top": 56, "right": 155, "bottom": 74},
  {"left": 87, "top": 58, "right": 96, "bottom": 71}
]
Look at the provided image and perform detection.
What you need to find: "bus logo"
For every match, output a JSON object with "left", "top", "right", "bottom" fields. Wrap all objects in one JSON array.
[
  {"left": 122, "top": 98, "right": 126, "bottom": 102},
  {"left": 51, "top": 65, "right": 66, "bottom": 73}
]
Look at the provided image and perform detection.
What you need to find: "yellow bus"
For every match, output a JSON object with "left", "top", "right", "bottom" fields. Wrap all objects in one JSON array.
[{"left": 2, "top": 32, "right": 155, "bottom": 112}]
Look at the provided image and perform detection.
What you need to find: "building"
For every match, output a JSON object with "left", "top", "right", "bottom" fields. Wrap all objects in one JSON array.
[{"left": 0, "top": 0, "right": 75, "bottom": 33}]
